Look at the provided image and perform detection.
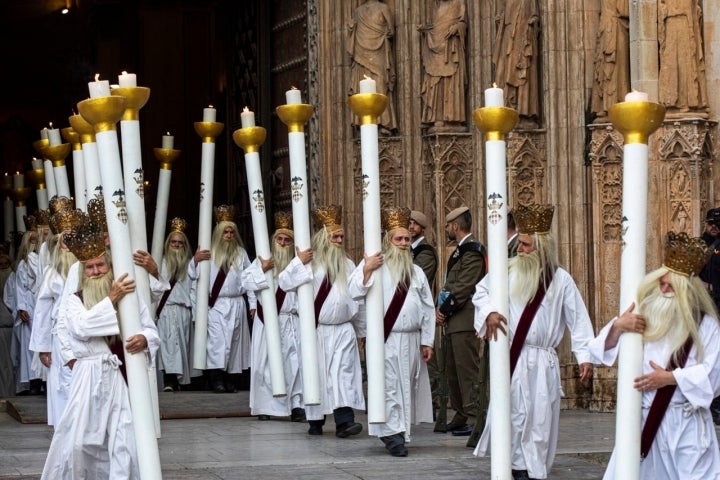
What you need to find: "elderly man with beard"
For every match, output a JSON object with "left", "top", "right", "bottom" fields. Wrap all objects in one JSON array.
[
  {"left": 190, "top": 205, "right": 259, "bottom": 393},
  {"left": 156, "top": 218, "right": 197, "bottom": 391},
  {"left": 590, "top": 232, "right": 720, "bottom": 479},
  {"left": 246, "top": 211, "right": 311, "bottom": 421},
  {"left": 472, "top": 203, "right": 594, "bottom": 480},
  {"left": 305, "top": 204, "right": 365, "bottom": 438},
  {"left": 349, "top": 207, "right": 435, "bottom": 457},
  {"left": 0, "top": 253, "right": 14, "bottom": 397},
  {"left": 41, "top": 221, "right": 159, "bottom": 480}
]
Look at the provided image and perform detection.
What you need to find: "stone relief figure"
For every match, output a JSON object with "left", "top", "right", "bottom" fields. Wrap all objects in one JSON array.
[
  {"left": 419, "top": 0, "right": 468, "bottom": 131},
  {"left": 658, "top": 0, "right": 708, "bottom": 114},
  {"left": 493, "top": 0, "right": 541, "bottom": 127},
  {"left": 590, "top": 0, "right": 630, "bottom": 120},
  {"left": 347, "top": 0, "right": 398, "bottom": 134}
]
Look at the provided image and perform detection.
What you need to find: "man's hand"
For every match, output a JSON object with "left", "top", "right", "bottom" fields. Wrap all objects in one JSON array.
[
  {"left": 39, "top": 352, "right": 52, "bottom": 368},
  {"left": 362, "top": 251, "right": 383, "bottom": 284},
  {"left": 19, "top": 310, "right": 30, "bottom": 323},
  {"left": 66, "top": 359, "right": 76, "bottom": 370},
  {"left": 435, "top": 307, "right": 446, "bottom": 326},
  {"left": 126, "top": 334, "right": 148, "bottom": 354},
  {"left": 194, "top": 248, "right": 211, "bottom": 266},
  {"left": 616, "top": 302, "right": 645, "bottom": 334},
  {"left": 296, "top": 246, "right": 313, "bottom": 265},
  {"left": 258, "top": 256, "right": 275, "bottom": 273},
  {"left": 634, "top": 360, "right": 676, "bottom": 392},
  {"left": 421, "top": 345, "right": 434, "bottom": 363},
  {"left": 133, "top": 250, "right": 159, "bottom": 278},
  {"left": 484, "top": 312, "right": 507, "bottom": 341},
  {"left": 579, "top": 362, "right": 593, "bottom": 382},
  {"left": 108, "top": 273, "right": 136, "bottom": 304}
]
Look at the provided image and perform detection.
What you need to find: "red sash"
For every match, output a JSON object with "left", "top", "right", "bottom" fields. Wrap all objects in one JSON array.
[
  {"left": 256, "top": 287, "right": 288, "bottom": 324},
  {"left": 640, "top": 334, "right": 695, "bottom": 459},
  {"left": 208, "top": 269, "right": 227, "bottom": 308},
  {"left": 314, "top": 277, "right": 332, "bottom": 327},
  {"left": 509, "top": 269, "right": 554, "bottom": 377},
  {"left": 155, "top": 279, "right": 177, "bottom": 318},
  {"left": 383, "top": 277, "right": 410, "bottom": 341}
]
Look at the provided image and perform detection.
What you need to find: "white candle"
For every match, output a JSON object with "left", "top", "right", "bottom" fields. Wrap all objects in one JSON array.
[
  {"left": 118, "top": 71, "right": 137, "bottom": 87},
  {"left": 484, "top": 84, "right": 505, "bottom": 107},
  {"left": 240, "top": 107, "right": 255, "bottom": 128},
  {"left": 2, "top": 173, "right": 10, "bottom": 187},
  {"left": 88, "top": 74, "right": 110, "bottom": 98},
  {"left": 13, "top": 172, "right": 24, "bottom": 189},
  {"left": 359, "top": 76, "right": 377, "bottom": 94},
  {"left": 162, "top": 133, "right": 174, "bottom": 149},
  {"left": 625, "top": 90, "right": 649, "bottom": 102},
  {"left": 40, "top": 128, "right": 49, "bottom": 141},
  {"left": 31, "top": 158, "right": 43, "bottom": 170},
  {"left": 203, "top": 106, "right": 217, "bottom": 122},
  {"left": 286, "top": 87, "right": 302, "bottom": 104},
  {"left": 47, "top": 128, "right": 62, "bottom": 146}
]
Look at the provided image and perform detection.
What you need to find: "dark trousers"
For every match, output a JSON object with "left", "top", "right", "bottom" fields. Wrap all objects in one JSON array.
[{"left": 308, "top": 406, "right": 355, "bottom": 428}]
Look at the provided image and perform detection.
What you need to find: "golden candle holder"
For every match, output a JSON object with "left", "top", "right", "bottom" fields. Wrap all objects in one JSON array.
[
  {"left": 472, "top": 106, "right": 519, "bottom": 141},
  {"left": 68, "top": 113, "right": 96, "bottom": 144},
  {"left": 61, "top": 127, "right": 82, "bottom": 151},
  {"left": 26, "top": 168, "right": 46, "bottom": 190},
  {"left": 10, "top": 187, "right": 32, "bottom": 206},
  {"left": 76, "top": 96, "right": 128, "bottom": 133},
  {"left": 41, "top": 143, "right": 72, "bottom": 168},
  {"left": 608, "top": 101, "right": 666, "bottom": 145},
  {"left": 232, "top": 126, "right": 267, "bottom": 154},
  {"left": 347, "top": 93, "right": 387, "bottom": 125},
  {"left": 276, "top": 104, "right": 314, "bottom": 132},
  {"left": 111, "top": 86, "right": 151, "bottom": 121},
  {"left": 153, "top": 147, "right": 182, "bottom": 170},
  {"left": 32, "top": 138, "right": 49, "bottom": 156},
  {"left": 193, "top": 121, "right": 225, "bottom": 143}
]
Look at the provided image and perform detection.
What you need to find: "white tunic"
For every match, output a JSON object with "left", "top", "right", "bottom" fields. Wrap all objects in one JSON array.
[
  {"left": 304, "top": 260, "right": 366, "bottom": 420},
  {"left": 472, "top": 267, "right": 594, "bottom": 479},
  {"left": 590, "top": 314, "right": 720, "bottom": 480},
  {"left": 0, "top": 271, "right": 15, "bottom": 397},
  {"left": 349, "top": 262, "right": 435, "bottom": 441},
  {"left": 13, "top": 253, "right": 41, "bottom": 389},
  {"left": 41, "top": 294, "right": 160, "bottom": 480}
]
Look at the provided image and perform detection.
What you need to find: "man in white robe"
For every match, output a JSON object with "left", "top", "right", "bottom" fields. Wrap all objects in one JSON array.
[
  {"left": 472, "top": 204, "right": 594, "bottom": 480},
  {"left": 590, "top": 231, "right": 720, "bottom": 479},
  {"left": 0, "top": 253, "right": 15, "bottom": 397},
  {"left": 349, "top": 206, "right": 435, "bottom": 457}
]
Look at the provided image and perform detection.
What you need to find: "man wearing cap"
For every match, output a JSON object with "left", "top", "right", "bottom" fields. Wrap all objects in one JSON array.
[
  {"left": 409, "top": 210, "right": 438, "bottom": 290},
  {"left": 436, "top": 205, "right": 487, "bottom": 436},
  {"left": 349, "top": 206, "right": 435, "bottom": 457},
  {"left": 700, "top": 207, "right": 720, "bottom": 424},
  {"left": 590, "top": 232, "right": 720, "bottom": 479},
  {"left": 473, "top": 203, "right": 594, "bottom": 480}
]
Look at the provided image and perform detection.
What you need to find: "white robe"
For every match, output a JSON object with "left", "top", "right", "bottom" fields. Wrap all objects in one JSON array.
[
  {"left": 472, "top": 267, "right": 594, "bottom": 479},
  {"left": 0, "top": 270, "right": 15, "bottom": 397},
  {"left": 304, "top": 260, "right": 366, "bottom": 420},
  {"left": 349, "top": 262, "right": 435, "bottom": 441},
  {"left": 13, "top": 253, "right": 41, "bottom": 390},
  {"left": 590, "top": 314, "right": 720, "bottom": 480},
  {"left": 41, "top": 294, "right": 160, "bottom": 480}
]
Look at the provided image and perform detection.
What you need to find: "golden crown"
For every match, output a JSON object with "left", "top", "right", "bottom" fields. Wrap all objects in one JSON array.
[
  {"left": 87, "top": 196, "right": 108, "bottom": 231},
  {"left": 49, "top": 196, "right": 74, "bottom": 215},
  {"left": 213, "top": 204, "right": 236, "bottom": 224},
  {"left": 274, "top": 211, "right": 294, "bottom": 237},
  {"left": 663, "top": 231, "right": 712, "bottom": 277},
  {"left": 23, "top": 215, "right": 36, "bottom": 231},
  {"left": 514, "top": 203, "right": 555, "bottom": 234},
  {"left": 35, "top": 209, "right": 50, "bottom": 227},
  {"left": 312, "top": 204, "right": 343, "bottom": 233},
  {"left": 169, "top": 217, "right": 188, "bottom": 233},
  {"left": 64, "top": 217, "right": 106, "bottom": 262},
  {"left": 382, "top": 206, "right": 411, "bottom": 232},
  {"left": 50, "top": 208, "right": 85, "bottom": 235}
]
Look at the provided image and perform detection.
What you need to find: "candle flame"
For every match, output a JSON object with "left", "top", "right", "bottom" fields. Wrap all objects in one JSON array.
[
  {"left": 492, "top": 82, "right": 497, "bottom": 88},
  {"left": 48, "top": 122, "right": 53, "bottom": 128},
  {"left": 363, "top": 74, "right": 372, "bottom": 81},
  {"left": 15, "top": 172, "right": 19, "bottom": 175},
  {"left": 122, "top": 70, "right": 128, "bottom": 75},
  {"left": 166, "top": 131, "right": 171, "bottom": 136},
  {"left": 290, "top": 86, "right": 298, "bottom": 90},
  {"left": 208, "top": 104, "right": 214, "bottom": 108},
  {"left": 242, "top": 106, "right": 250, "bottom": 113},
  {"left": 94, "top": 73, "right": 100, "bottom": 82}
]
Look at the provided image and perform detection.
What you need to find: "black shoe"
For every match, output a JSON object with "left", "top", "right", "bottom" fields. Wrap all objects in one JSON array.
[
  {"left": 512, "top": 470, "right": 530, "bottom": 480},
  {"left": 308, "top": 424, "right": 323, "bottom": 435},
  {"left": 212, "top": 381, "right": 226, "bottom": 394},
  {"left": 335, "top": 422, "right": 363, "bottom": 438},
  {"left": 291, "top": 408, "right": 306, "bottom": 422},
  {"left": 446, "top": 421, "right": 467, "bottom": 432},
  {"left": 450, "top": 424, "right": 473, "bottom": 436},
  {"left": 224, "top": 381, "right": 237, "bottom": 393},
  {"left": 257, "top": 415, "right": 271, "bottom": 421},
  {"left": 388, "top": 444, "right": 408, "bottom": 457}
]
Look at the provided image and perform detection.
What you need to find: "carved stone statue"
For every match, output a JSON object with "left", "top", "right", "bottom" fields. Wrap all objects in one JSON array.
[
  {"left": 419, "top": 0, "right": 467, "bottom": 131},
  {"left": 493, "top": 0, "right": 541, "bottom": 127},
  {"left": 347, "top": 0, "right": 397, "bottom": 134},
  {"left": 658, "top": 0, "right": 708, "bottom": 114},
  {"left": 590, "top": 0, "right": 630, "bottom": 120}
]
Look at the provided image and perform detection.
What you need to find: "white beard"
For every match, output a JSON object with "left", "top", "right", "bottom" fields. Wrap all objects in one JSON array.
[
  {"left": 510, "top": 252, "right": 541, "bottom": 306},
  {"left": 384, "top": 245, "right": 413, "bottom": 287},
  {"left": 164, "top": 247, "right": 190, "bottom": 281},
  {"left": 272, "top": 243, "right": 294, "bottom": 277},
  {"left": 81, "top": 271, "right": 114, "bottom": 310}
]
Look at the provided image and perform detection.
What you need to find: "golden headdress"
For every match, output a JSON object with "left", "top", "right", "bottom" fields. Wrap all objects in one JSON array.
[
  {"left": 35, "top": 209, "right": 50, "bottom": 227},
  {"left": 514, "top": 203, "right": 555, "bottom": 235},
  {"left": 382, "top": 206, "right": 411, "bottom": 232},
  {"left": 663, "top": 231, "right": 712, "bottom": 277},
  {"left": 87, "top": 195, "right": 108, "bottom": 232},
  {"left": 213, "top": 204, "right": 236, "bottom": 224},
  {"left": 274, "top": 211, "right": 294, "bottom": 238},
  {"left": 64, "top": 217, "right": 106, "bottom": 262},
  {"left": 49, "top": 196, "right": 74, "bottom": 216},
  {"left": 50, "top": 208, "right": 85, "bottom": 235},
  {"left": 312, "top": 204, "right": 343, "bottom": 233},
  {"left": 169, "top": 217, "right": 188, "bottom": 234},
  {"left": 23, "top": 215, "right": 36, "bottom": 232}
]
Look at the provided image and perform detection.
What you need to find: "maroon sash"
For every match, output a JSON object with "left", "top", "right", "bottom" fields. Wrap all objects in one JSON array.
[
  {"left": 509, "top": 269, "right": 555, "bottom": 377},
  {"left": 640, "top": 334, "right": 695, "bottom": 459},
  {"left": 256, "top": 287, "right": 288, "bottom": 324},
  {"left": 383, "top": 277, "right": 410, "bottom": 341},
  {"left": 155, "top": 279, "right": 177, "bottom": 318},
  {"left": 208, "top": 269, "right": 227, "bottom": 308},
  {"left": 314, "top": 277, "right": 332, "bottom": 327}
]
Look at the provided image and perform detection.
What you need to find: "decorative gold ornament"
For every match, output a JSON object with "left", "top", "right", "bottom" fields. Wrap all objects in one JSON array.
[
  {"left": 68, "top": 114, "right": 96, "bottom": 144},
  {"left": 276, "top": 104, "right": 314, "bottom": 133},
  {"left": 312, "top": 204, "right": 343, "bottom": 233},
  {"left": 50, "top": 208, "right": 84, "bottom": 235},
  {"left": 153, "top": 146, "right": 181, "bottom": 170},
  {"left": 514, "top": 203, "right": 555, "bottom": 235},
  {"left": 35, "top": 209, "right": 50, "bottom": 227},
  {"left": 663, "top": 231, "right": 712, "bottom": 277},
  {"left": 49, "top": 196, "right": 74, "bottom": 215},
  {"left": 41, "top": 142, "right": 71, "bottom": 168},
  {"left": 32, "top": 138, "right": 49, "bottom": 156},
  {"left": 232, "top": 126, "right": 267, "bottom": 154},
  {"left": 347, "top": 92, "right": 387, "bottom": 126},
  {"left": 26, "top": 168, "right": 46, "bottom": 190},
  {"left": 87, "top": 195, "right": 108, "bottom": 232},
  {"left": 10, "top": 187, "right": 32, "bottom": 206},
  {"left": 213, "top": 204, "right": 236, "bottom": 224},
  {"left": 111, "top": 86, "right": 151, "bottom": 121},
  {"left": 61, "top": 127, "right": 82, "bottom": 151},
  {"left": 169, "top": 217, "right": 188, "bottom": 233},
  {"left": 472, "top": 106, "right": 519, "bottom": 141},
  {"left": 381, "top": 206, "right": 411, "bottom": 232},
  {"left": 76, "top": 96, "right": 127, "bottom": 133},
  {"left": 64, "top": 218, "right": 105, "bottom": 262},
  {"left": 23, "top": 215, "right": 37, "bottom": 231},
  {"left": 193, "top": 120, "right": 224, "bottom": 143},
  {"left": 274, "top": 211, "right": 294, "bottom": 238},
  {"left": 608, "top": 101, "right": 666, "bottom": 145}
]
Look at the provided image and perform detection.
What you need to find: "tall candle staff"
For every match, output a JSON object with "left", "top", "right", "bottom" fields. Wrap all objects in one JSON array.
[
  {"left": 192, "top": 106, "right": 224, "bottom": 370},
  {"left": 69, "top": 112, "right": 103, "bottom": 202},
  {"left": 471, "top": 86, "right": 518, "bottom": 478},
  {"left": 27, "top": 159, "right": 49, "bottom": 210},
  {"left": 41, "top": 125, "right": 72, "bottom": 198},
  {"left": 232, "top": 109, "right": 286, "bottom": 396},
  {"left": 150, "top": 134, "right": 181, "bottom": 265},
  {"left": 32, "top": 137, "right": 58, "bottom": 200},
  {"left": 608, "top": 91, "right": 665, "bottom": 479},
  {"left": 61, "top": 127, "right": 87, "bottom": 211},
  {"left": 77, "top": 76, "right": 162, "bottom": 479},
  {"left": 276, "top": 88, "right": 320, "bottom": 405},
  {"left": 347, "top": 76, "right": 387, "bottom": 424},
  {"left": 10, "top": 179, "right": 31, "bottom": 237}
]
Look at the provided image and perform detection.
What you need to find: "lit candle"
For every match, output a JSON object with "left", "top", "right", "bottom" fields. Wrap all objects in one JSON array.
[
  {"left": 31, "top": 158, "right": 43, "bottom": 170},
  {"left": 13, "top": 172, "right": 24, "bottom": 189},
  {"left": 118, "top": 71, "right": 137, "bottom": 88},
  {"left": 625, "top": 89, "right": 649, "bottom": 102},
  {"left": 40, "top": 128, "right": 49, "bottom": 141},
  {"left": 162, "top": 133, "right": 174, "bottom": 149},
  {"left": 88, "top": 73, "right": 110, "bottom": 98},
  {"left": 286, "top": 87, "right": 302, "bottom": 105},
  {"left": 203, "top": 106, "right": 217, "bottom": 122},
  {"left": 240, "top": 107, "right": 255, "bottom": 128},
  {"left": 47, "top": 124, "right": 62, "bottom": 146},
  {"left": 484, "top": 83, "right": 504, "bottom": 107},
  {"left": 2, "top": 173, "right": 11, "bottom": 187},
  {"left": 359, "top": 75, "right": 377, "bottom": 94}
]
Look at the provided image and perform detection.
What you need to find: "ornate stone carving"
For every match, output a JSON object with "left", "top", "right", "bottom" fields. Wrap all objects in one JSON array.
[{"left": 506, "top": 132, "right": 546, "bottom": 207}]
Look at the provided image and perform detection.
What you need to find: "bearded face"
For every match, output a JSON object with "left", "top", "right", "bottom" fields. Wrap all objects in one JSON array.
[
  {"left": 383, "top": 228, "right": 413, "bottom": 287},
  {"left": 272, "top": 235, "right": 294, "bottom": 276},
  {"left": 312, "top": 228, "right": 348, "bottom": 286},
  {"left": 509, "top": 251, "right": 541, "bottom": 306},
  {"left": 211, "top": 224, "right": 241, "bottom": 272},
  {"left": 164, "top": 233, "right": 191, "bottom": 281},
  {"left": 81, "top": 256, "right": 114, "bottom": 309}
]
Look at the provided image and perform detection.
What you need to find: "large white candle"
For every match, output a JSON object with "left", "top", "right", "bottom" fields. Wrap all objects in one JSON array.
[
  {"left": 88, "top": 74, "right": 110, "bottom": 98},
  {"left": 13, "top": 172, "right": 24, "bottom": 189},
  {"left": 203, "top": 106, "right": 217, "bottom": 122},
  {"left": 240, "top": 107, "right": 255, "bottom": 128},
  {"left": 285, "top": 87, "right": 302, "bottom": 105},
  {"left": 484, "top": 84, "right": 505, "bottom": 107},
  {"left": 359, "top": 76, "right": 377, "bottom": 94},
  {"left": 118, "top": 71, "right": 137, "bottom": 88},
  {"left": 40, "top": 128, "right": 49, "bottom": 141},
  {"left": 2, "top": 173, "right": 10, "bottom": 188},
  {"left": 43, "top": 160, "right": 57, "bottom": 199},
  {"left": 47, "top": 127, "right": 62, "bottom": 146},
  {"left": 71, "top": 148, "right": 86, "bottom": 211},
  {"left": 162, "top": 133, "right": 174, "bottom": 149},
  {"left": 31, "top": 158, "right": 43, "bottom": 170},
  {"left": 624, "top": 89, "right": 649, "bottom": 102}
]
